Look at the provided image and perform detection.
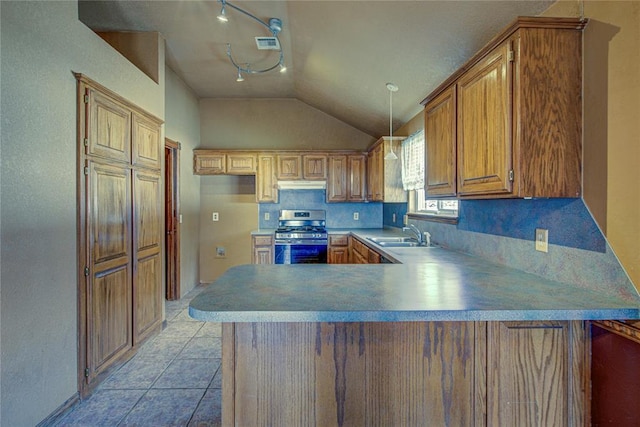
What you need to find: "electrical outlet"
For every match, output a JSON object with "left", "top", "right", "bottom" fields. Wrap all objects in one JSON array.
[
  {"left": 179, "top": 214, "right": 183, "bottom": 224},
  {"left": 216, "top": 246, "right": 226, "bottom": 258},
  {"left": 392, "top": 213, "right": 397, "bottom": 223},
  {"left": 212, "top": 212, "right": 219, "bottom": 221},
  {"left": 264, "top": 212, "right": 270, "bottom": 221},
  {"left": 535, "top": 228, "right": 548, "bottom": 253},
  {"left": 353, "top": 212, "right": 359, "bottom": 220}
]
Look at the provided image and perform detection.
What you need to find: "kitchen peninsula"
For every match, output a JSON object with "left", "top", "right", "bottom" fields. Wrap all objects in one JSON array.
[{"left": 190, "top": 245, "right": 640, "bottom": 426}]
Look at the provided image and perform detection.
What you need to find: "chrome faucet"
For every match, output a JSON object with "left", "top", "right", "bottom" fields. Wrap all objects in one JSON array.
[{"left": 402, "top": 224, "right": 424, "bottom": 245}]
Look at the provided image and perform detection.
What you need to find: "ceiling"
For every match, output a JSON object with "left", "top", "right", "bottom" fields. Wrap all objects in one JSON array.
[{"left": 79, "top": 0, "right": 554, "bottom": 137}]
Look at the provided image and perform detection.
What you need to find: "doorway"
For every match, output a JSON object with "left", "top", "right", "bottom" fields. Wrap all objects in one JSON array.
[{"left": 165, "top": 138, "right": 180, "bottom": 300}]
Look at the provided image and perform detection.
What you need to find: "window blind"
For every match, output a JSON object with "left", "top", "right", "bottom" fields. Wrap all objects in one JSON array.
[{"left": 401, "top": 130, "right": 425, "bottom": 191}]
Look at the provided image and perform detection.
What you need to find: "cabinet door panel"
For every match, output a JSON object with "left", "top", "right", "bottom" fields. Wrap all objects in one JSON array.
[
  {"left": 303, "top": 155, "right": 327, "bottom": 180},
  {"left": 132, "top": 113, "right": 161, "bottom": 170},
  {"left": 457, "top": 42, "right": 512, "bottom": 196},
  {"left": 134, "top": 252, "right": 162, "bottom": 343},
  {"left": 487, "top": 321, "right": 585, "bottom": 427},
  {"left": 425, "top": 85, "right": 457, "bottom": 196},
  {"left": 90, "top": 266, "right": 132, "bottom": 378},
  {"left": 277, "top": 155, "right": 302, "bottom": 180},
  {"left": 133, "top": 171, "right": 162, "bottom": 343},
  {"left": 90, "top": 162, "right": 132, "bottom": 268},
  {"left": 348, "top": 155, "right": 366, "bottom": 202},
  {"left": 195, "top": 153, "right": 225, "bottom": 174},
  {"left": 87, "top": 161, "right": 133, "bottom": 380},
  {"left": 88, "top": 89, "right": 131, "bottom": 163},
  {"left": 256, "top": 155, "right": 278, "bottom": 203},
  {"left": 227, "top": 154, "right": 257, "bottom": 174},
  {"left": 327, "top": 156, "right": 347, "bottom": 202}
]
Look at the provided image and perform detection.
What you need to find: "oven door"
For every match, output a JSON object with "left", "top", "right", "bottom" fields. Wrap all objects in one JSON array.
[{"left": 274, "top": 240, "right": 328, "bottom": 264}]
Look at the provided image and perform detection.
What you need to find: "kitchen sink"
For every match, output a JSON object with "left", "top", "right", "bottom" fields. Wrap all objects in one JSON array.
[
  {"left": 377, "top": 241, "right": 420, "bottom": 247},
  {"left": 367, "top": 236, "right": 420, "bottom": 247}
]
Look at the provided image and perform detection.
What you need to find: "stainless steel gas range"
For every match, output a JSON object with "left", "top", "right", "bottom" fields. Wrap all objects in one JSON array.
[{"left": 274, "top": 209, "right": 328, "bottom": 264}]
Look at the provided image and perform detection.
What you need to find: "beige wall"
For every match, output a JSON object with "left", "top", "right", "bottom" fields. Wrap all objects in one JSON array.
[
  {"left": 199, "top": 98, "right": 376, "bottom": 150},
  {"left": 0, "top": 1, "right": 165, "bottom": 425},
  {"left": 200, "top": 176, "right": 258, "bottom": 283},
  {"left": 543, "top": 0, "right": 639, "bottom": 288},
  {"left": 165, "top": 67, "right": 202, "bottom": 296}
]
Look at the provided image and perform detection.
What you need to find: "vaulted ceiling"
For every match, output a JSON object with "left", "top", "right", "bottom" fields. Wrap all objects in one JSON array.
[{"left": 79, "top": 0, "right": 554, "bottom": 137}]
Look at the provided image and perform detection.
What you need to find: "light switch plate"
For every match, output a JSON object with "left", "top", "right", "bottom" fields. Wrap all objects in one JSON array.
[{"left": 535, "top": 228, "right": 548, "bottom": 253}]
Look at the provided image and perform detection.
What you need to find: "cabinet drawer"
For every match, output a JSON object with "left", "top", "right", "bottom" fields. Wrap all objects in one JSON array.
[
  {"left": 253, "top": 235, "right": 273, "bottom": 246},
  {"left": 329, "top": 235, "right": 349, "bottom": 246}
]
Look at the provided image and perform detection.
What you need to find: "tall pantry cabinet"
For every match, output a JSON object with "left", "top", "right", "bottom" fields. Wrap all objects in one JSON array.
[{"left": 76, "top": 75, "right": 163, "bottom": 395}]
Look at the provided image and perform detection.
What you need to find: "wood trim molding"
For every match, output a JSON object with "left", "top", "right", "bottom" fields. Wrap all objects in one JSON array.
[{"left": 591, "top": 320, "right": 640, "bottom": 345}]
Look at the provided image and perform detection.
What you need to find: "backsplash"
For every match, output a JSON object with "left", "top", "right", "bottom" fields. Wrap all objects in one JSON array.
[
  {"left": 383, "top": 203, "right": 408, "bottom": 228},
  {"left": 258, "top": 189, "right": 383, "bottom": 229},
  {"left": 458, "top": 198, "right": 605, "bottom": 252},
  {"left": 407, "top": 198, "right": 635, "bottom": 298}
]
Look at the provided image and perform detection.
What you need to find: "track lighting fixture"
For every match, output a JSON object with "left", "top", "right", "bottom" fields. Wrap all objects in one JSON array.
[{"left": 217, "top": 0, "right": 286, "bottom": 81}]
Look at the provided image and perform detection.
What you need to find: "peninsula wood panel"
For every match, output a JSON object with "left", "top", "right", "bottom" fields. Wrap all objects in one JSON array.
[
  {"left": 226, "top": 322, "right": 482, "bottom": 426},
  {"left": 487, "top": 320, "right": 585, "bottom": 427}
]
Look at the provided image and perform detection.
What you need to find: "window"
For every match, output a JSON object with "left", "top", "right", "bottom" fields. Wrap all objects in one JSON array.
[{"left": 403, "top": 130, "right": 458, "bottom": 220}]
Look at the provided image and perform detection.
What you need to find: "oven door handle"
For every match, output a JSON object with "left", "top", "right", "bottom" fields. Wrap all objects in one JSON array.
[{"left": 275, "top": 240, "right": 328, "bottom": 245}]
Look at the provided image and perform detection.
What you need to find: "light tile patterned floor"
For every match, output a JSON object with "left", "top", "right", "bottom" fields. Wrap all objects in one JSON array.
[{"left": 55, "top": 285, "right": 221, "bottom": 427}]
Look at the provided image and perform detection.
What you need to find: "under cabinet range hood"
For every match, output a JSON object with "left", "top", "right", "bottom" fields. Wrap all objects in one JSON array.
[{"left": 277, "top": 180, "right": 326, "bottom": 190}]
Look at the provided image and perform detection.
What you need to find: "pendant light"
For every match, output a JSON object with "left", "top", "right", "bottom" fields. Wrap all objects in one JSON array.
[{"left": 385, "top": 82, "right": 399, "bottom": 160}]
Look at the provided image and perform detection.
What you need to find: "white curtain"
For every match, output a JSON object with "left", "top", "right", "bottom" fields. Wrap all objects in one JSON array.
[{"left": 401, "top": 130, "right": 425, "bottom": 191}]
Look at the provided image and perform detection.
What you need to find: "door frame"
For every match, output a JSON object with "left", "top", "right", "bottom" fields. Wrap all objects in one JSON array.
[{"left": 164, "top": 138, "right": 181, "bottom": 300}]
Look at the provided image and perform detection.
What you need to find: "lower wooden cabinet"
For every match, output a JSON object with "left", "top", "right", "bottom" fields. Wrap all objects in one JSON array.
[
  {"left": 252, "top": 235, "right": 274, "bottom": 264},
  {"left": 223, "top": 320, "right": 586, "bottom": 426},
  {"left": 350, "top": 235, "right": 381, "bottom": 264},
  {"left": 328, "top": 234, "right": 349, "bottom": 264},
  {"left": 487, "top": 320, "right": 585, "bottom": 426}
]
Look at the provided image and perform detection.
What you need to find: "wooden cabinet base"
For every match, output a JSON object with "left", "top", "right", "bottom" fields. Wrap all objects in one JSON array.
[{"left": 221, "top": 321, "right": 585, "bottom": 426}]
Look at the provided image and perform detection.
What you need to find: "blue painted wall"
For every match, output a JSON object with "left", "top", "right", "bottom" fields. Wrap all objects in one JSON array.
[
  {"left": 458, "top": 198, "right": 605, "bottom": 253},
  {"left": 383, "top": 203, "right": 408, "bottom": 228},
  {"left": 393, "top": 198, "right": 605, "bottom": 253},
  {"left": 258, "top": 189, "right": 383, "bottom": 229}
]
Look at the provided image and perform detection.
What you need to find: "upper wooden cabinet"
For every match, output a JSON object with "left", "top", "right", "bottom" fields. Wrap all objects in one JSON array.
[
  {"left": 227, "top": 153, "right": 257, "bottom": 174},
  {"left": 347, "top": 154, "right": 367, "bottom": 201},
  {"left": 132, "top": 112, "right": 162, "bottom": 170},
  {"left": 302, "top": 154, "right": 327, "bottom": 180},
  {"left": 424, "top": 86, "right": 457, "bottom": 196},
  {"left": 256, "top": 154, "right": 278, "bottom": 203},
  {"left": 277, "top": 154, "right": 303, "bottom": 180},
  {"left": 193, "top": 150, "right": 256, "bottom": 175},
  {"left": 366, "top": 137, "right": 406, "bottom": 202},
  {"left": 327, "top": 153, "right": 366, "bottom": 203},
  {"left": 422, "top": 17, "right": 586, "bottom": 199}
]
